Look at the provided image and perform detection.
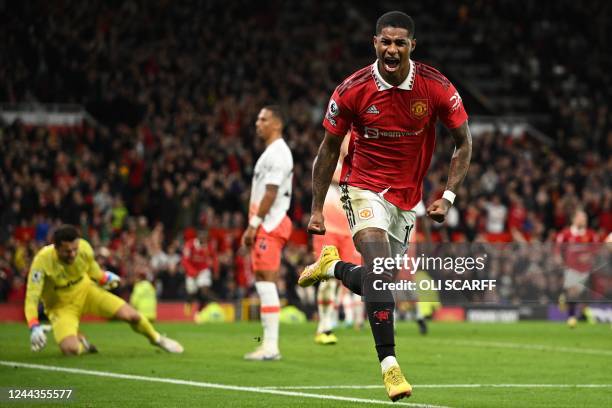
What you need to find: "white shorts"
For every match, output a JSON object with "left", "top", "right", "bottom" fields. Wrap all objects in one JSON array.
[
  {"left": 563, "top": 268, "right": 589, "bottom": 290},
  {"left": 185, "top": 269, "right": 212, "bottom": 295},
  {"left": 340, "top": 185, "right": 416, "bottom": 252}
]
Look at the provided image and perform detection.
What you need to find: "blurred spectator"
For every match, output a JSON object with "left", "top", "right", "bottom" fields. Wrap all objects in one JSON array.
[{"left": 484, "top": 195, "right": 508, "bottom": 234}]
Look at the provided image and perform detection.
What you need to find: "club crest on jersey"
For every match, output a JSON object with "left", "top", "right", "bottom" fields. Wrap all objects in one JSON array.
[
  {"left": 358, "top": 207, "right": 374, "bottom": 220},
  {"left": 326, "top": 99, "right": 339, "bottom": 126},
  {"left": 410, "top": 99, "right": 428, "bottom": 119},
  {"left": 31, "top": 270, "right": 43, "bottom": 283}
]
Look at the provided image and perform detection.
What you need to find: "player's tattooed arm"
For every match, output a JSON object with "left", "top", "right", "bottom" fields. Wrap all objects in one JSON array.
[
  {"left": 428, "top": 121, "right": 471, "bottom": 223},
  {"left": 309, "top": 131, "right": 342, "bottom": 234},
  {"left": 312, "top": 132, "right": 342, "bottom": 212},
  {"left": 445, "top": 121, "right": 472, "bottom": 194}
]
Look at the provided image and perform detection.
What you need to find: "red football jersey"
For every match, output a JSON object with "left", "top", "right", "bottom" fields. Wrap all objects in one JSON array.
[
  {"left": 323, "top": 60, "right": 468, "bottom": 210},
  {"left": 181, "top": 238, "right": 215, "bottom": 278},
  {"left": 555, "top": 227, "right": 598, "bottom": 273}
]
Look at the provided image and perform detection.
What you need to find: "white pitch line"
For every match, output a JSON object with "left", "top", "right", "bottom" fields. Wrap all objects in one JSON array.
[
  {"left": 0, "top": 361, "right": 450, "bottom": 408},
  {"left": 428, "top": 339, "right": 612, "bottom": 357},
  {"left": 261, "top": 384, "right": 612, "bottom": 390},
  {"left": 261, "top": 385, "right": 383, "bottom": 390}
]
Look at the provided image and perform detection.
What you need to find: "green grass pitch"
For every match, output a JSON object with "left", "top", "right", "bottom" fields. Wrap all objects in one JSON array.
[{"left": 1, "top": 321, "right": 610, "bottom": 407}]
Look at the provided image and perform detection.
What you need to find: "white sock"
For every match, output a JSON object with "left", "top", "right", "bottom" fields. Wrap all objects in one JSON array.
[
  {"left": 331, "top": 302, "right": 339, "bottom": 330},
  {"left": 316, "top": 280, "right": 337, "bottom": 333},
  {"left": 325, "top": 260, "right": 339, "bottom": 278},
  {"left": 255, "top": 281, "right": 280, "bottom": 353},
  {"left": 353, "top": 294, "right": 364, "bottom": 326},
  {"left": 317, "top": 308, "right": 329, "bottom": 333},
  {"left": 316, "top": 293, "right": 329, "bottom": 334},
  {"left": 342, "top": 292, "right": 354, "bottom": 324},
  {"left": 381, "top": 356, "right": 399, "bottom": 373}
]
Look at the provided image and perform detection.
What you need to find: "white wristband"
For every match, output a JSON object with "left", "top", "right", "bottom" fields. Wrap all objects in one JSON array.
[
  {"left": 442, "top": 190, "right": 456, "bottom": 205},
  {"left": 249, "top": 215, "right": 263, "bottom": 228}
]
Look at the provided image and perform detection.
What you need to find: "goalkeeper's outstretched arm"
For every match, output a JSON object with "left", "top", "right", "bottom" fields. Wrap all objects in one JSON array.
[
  {"left": 81, "top": 239, "right": 120, "bottom": 288},
  {"left": 25, "top": 256, "right": 48, "bottom": 352},
  {"left": 24, "top": 259, "right": 45, "bottom": 329}
]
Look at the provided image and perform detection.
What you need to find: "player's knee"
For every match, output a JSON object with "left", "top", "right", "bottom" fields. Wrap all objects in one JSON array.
[
  {"left": 116, "top": 305, "right": 142, "bottom": 324},
  {"left": 354, "top": 227, "right": 387, "bottom": 243},
  {"left": 255, "top": 270, "right": 277, "bottom": 282},
  {"left": 354, "top": 228, "right": 390, "bottom": 261},
  {"left": 125, "top": 310, "right": 141, "bottom": 324},
  {"left": 59, "top": 340, "right": 80, "bottom": 356}
]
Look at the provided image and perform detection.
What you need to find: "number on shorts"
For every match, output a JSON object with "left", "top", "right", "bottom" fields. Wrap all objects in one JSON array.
[
  {"left": 402, "top": 225, "right": 414, "bottom": 246},
  {"left": 258, "top": 238, "right": 267, "bottom": 251}
]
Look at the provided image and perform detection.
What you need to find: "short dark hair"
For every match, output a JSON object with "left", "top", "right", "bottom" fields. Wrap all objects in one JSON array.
[
  {"left": 53, "top": 224, "right": 81, "bottom": 245},
  {"left": 376, "top": 11, "right": 415, "bottom": 37},
  {"left": 262, "top": 105, "right": 285, "bottom": 126}
]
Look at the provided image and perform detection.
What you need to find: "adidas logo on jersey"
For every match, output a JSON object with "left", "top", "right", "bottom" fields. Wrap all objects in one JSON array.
[{"left": 366, "top": 105, "right": 380, "bottom": 114}]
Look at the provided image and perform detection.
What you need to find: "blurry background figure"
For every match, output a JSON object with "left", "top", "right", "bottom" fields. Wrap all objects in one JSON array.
[
  {"left": 411, "top": 200, "right": 439, "bottom": 335},
  {"left": 339, "top": 286, "right": 364, "bottom": 331},
  {"left": 130, "top": 267, "right": 157, "bottom": 322},
  {"left": 181, "top": 229, "right": 215, "bottom": 315},
  {"left": 555, "top": 209, "right": 599, "bottom": 328},
  {"left": 312, "top": 134, "right": 363, "bottom": 345}
]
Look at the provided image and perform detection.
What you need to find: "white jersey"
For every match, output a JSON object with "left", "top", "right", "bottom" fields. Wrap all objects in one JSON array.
[{"left": 249, "top": 138, "right": 293, "bottom": 231}]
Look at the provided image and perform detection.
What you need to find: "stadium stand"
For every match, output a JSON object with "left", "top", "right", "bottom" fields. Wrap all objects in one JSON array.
[{"left": 1, "top": 0, "right": 610, "bottom": 307}]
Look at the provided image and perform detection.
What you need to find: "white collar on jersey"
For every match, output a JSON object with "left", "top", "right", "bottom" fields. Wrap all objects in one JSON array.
[
  {"left": 266, "top": 137, "right": 284, "bottom": 148},
  {"left": 372, "top": 59, "right": 415, "bottom": 91},
  {"left": 570, "top": 226, "right": 586, "bottom": 236}
]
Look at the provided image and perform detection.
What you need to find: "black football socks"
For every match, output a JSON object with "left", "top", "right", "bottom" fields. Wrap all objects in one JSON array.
[
  {"left": 333, "top": 260, "right": 396, "bottom": 361},
  {"left": 334, "top": 261, "right": 364, "bottom": 295},
  {"left": 363, "top": 269, "right": 395, "bottom": 361}
]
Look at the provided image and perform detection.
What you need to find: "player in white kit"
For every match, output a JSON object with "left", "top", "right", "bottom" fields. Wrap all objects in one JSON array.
[{"left": 242, "top": 105, "right": 293, "bottom": 361}]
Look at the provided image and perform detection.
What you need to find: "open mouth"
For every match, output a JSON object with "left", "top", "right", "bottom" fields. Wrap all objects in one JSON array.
[{"left": 383, "top": 57, "right": 400, "bottom": 72}]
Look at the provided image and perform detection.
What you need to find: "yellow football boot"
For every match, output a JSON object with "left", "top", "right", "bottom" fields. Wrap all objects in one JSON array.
[
  {"left": 314, "top": 332, "right": 338, "bottom": 345},
  {"left": 382, "top": 365, "right": 412, "bottom": 402},
  {"left": 298, "top": 246, "right": 339, "bottom": 287},
  {"left": 324, "top": 333, "right": 338, "bottom": 344}
]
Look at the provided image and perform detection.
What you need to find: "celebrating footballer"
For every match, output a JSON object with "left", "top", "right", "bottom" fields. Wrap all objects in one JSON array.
[{"left": 300, "top": 11, "right": 472, "bottom": 401}]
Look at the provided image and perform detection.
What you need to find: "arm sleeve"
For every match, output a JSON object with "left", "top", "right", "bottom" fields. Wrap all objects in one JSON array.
[
  {"left": 82, "top": 240, "right": 104, "bottom": 283},
  {"left": 435, "top": 81, "right": 468, "bottom": 130},
  {"left": 554, "top": 231, "right": 565, "bottom": 259},
  {"left": 322, "top": 88, "right": 354, "bottom": 137},
  {"left": 24, "top": 255, "right": 46, "bottom": 328}
]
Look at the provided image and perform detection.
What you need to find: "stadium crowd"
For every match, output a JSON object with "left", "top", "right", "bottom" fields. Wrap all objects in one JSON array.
[{"left": 1, "top": 0, "right": 610, "bottom": 305}]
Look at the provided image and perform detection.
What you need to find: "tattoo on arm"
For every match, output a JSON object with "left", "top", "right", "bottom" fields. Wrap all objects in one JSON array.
[
  {"left": 445, "top": 121, "right": 472, "bottom": 193},
  {"left": 312, "top": 132, "right": 342, "bottom": 212}
]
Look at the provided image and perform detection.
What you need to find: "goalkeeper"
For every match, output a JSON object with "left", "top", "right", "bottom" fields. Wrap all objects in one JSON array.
[{"left": 26, "top": 224, "right": 183, "bottom": 355}]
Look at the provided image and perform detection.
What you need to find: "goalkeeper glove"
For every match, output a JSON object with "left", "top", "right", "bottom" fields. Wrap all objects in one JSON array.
[
  {"left": 99, "top": 271, "right": 121, "bottom": 290},
  {"left": 30, "top": 324, "right": 47, "bottom": 352}
]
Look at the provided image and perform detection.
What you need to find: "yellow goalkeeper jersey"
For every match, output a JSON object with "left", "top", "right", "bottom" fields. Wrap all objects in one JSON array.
[{"left": 25, "top": 239, "right": 104, "bottom": 327}]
